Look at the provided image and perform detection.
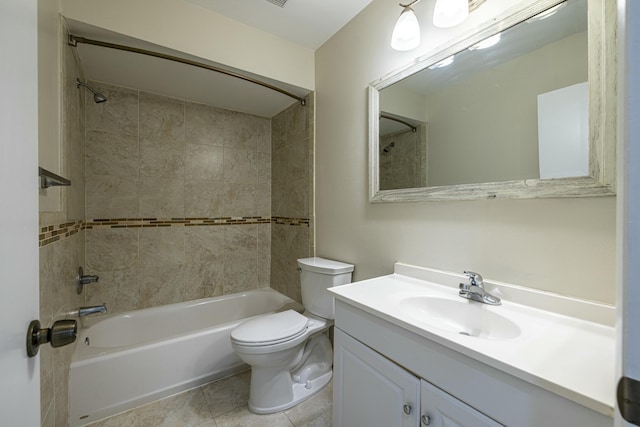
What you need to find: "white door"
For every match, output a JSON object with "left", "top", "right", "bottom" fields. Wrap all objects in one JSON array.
[
  {"left": 0, "top": 0, "right": 41, "bottom": 425},
  {"left": 616, "top": 0, "right": 640, "bottom": 426},
  {"left": 333, "top": 329, "right": 420, "bottom": 427}
]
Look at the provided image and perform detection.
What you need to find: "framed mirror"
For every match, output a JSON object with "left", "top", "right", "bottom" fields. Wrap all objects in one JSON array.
[{"left": 369, "top": 0, "right": 616, "bottom": 202}]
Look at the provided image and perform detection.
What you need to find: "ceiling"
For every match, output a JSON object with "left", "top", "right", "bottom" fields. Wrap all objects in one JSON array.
[
  {"left": 68, "top": 0, "right": 374, "bottom": 118},
  {"left": 184, "top": 0, "right": 374, "bottom": 50}
]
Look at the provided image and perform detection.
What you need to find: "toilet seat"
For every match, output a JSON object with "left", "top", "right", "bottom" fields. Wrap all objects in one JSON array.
[{"left": 231, "top": 310, "right": 309, "bottom": 347}]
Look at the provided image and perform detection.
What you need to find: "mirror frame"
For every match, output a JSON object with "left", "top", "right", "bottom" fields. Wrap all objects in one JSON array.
[{"left": 369, "top": 0, "right": 616, "bottom": 202}]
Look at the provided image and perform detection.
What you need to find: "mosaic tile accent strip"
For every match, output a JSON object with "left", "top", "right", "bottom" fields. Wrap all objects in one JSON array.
[
  {"left": 39, "top": 217, "right": 309, "bottom": 247},
  {"left": 39, "top": 220, "right": 84, "bottom": 247}
]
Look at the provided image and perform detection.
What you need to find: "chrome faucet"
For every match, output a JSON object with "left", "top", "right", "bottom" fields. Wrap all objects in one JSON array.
[
  {"left": 458, "top": 271, "right": 501, "bottom": 306},
  {"left": 77, "top": 267, "right": 100, "bottom": 294},
  {"left": 78, "top": 304, "right": 107, "bottom": 317}
]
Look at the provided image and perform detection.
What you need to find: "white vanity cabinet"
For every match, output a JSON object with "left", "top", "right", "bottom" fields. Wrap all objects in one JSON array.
[
  {"left": 332, "top": 299, "right": 613, "bottom": 427},
  {"left": 334, "top": 328, "right": 502, "bottom": 427}
]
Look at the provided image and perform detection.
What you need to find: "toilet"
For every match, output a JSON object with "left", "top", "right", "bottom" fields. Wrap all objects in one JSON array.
[{"left": 230, "top": 257, "right": 354, "bottom": 414}]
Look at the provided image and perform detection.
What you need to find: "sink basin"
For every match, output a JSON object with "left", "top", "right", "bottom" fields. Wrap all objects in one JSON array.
[{"left": 398, "top": 296, "right": 521, "bottom": 340}]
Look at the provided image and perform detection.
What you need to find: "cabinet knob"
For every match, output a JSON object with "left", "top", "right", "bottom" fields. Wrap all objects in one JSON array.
[
  {"left": 421, "top": 414, "right": 432, "bottom": 425},
  {"left": 402, "top": 404, "right": 412, "bottom": 415}
]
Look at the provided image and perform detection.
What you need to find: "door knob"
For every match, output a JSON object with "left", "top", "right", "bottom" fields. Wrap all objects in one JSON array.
[
  {"left": 403, "top": 404, "right": 412, "bottom": 415},
  {"left": 26, "top": 319, "right": 77, "bottom": 357},
  {"left": 421, "top": 414, "right": 432, "bottom": 425}
]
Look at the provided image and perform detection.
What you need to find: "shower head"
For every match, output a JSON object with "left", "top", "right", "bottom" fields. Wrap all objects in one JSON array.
[
  {"left": 382, "top": 142, "right": 395, "bottom": 153},
  {"left": 76, "top": 79, "right": 107, "bottom": 103}
]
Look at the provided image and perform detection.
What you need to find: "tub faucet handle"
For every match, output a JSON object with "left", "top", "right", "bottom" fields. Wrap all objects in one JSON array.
[{"left": 77, "top": 266, "right": 100, "bottom": 294}]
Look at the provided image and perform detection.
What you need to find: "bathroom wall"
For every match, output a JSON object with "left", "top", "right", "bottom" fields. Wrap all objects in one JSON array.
[
  {"left": 270, "top": 96, "right": 315, "bottom": 302},
  {"left": 38, "top": 16, "right": 86, "bottom": 427},
  {"left": 82, "top": 82, "right": 272, "bottom": 313},
  {"left": 314, "top": 0, "right": 616, "bottom": 304}
]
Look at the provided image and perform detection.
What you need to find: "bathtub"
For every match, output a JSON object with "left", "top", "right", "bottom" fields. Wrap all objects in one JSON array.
[{"left": 68, "top": 288, "right": 301, "bottom": 427}]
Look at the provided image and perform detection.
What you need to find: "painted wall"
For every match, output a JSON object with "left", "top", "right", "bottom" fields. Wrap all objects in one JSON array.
[
  {"left": 314, "top": 0, "right": 616, "bottom": 304},
  {"left": 60, "top": 0, "right": 314, "bottom": 91}
]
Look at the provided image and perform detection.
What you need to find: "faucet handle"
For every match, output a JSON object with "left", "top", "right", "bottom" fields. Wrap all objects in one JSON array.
[{"left": 463, "top": 271, "right": 483, "bottom": 286}]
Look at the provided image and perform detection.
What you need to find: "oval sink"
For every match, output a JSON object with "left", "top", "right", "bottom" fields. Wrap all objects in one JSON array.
[{"left": 398, "top": 296, "right": 521, "bottom": 340}]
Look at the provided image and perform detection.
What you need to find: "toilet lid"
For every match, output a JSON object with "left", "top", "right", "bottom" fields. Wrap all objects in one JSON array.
[{"left": 231, "top": 310, "right": 309, "bottom": 346}]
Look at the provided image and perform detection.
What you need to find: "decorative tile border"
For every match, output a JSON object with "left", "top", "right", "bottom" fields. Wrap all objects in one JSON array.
[
  {"left": 39, "top": 216, "right": 309, "bottom": 247},
  {"left": 39, "top": 220, "right": 84, "bottom": 247}
]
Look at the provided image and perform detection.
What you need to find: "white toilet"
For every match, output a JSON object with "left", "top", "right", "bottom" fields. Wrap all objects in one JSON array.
[{"left": 230, "top": 257, "right": 354, "bottom": 414}]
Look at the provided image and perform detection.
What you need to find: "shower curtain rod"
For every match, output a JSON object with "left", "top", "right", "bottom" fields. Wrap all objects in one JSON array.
[
  {"left": 379, "top": 113, "right": 417, "bottom": 132},
  {"left": 68, "top": 34, "right": 306, "bottom": 106}
]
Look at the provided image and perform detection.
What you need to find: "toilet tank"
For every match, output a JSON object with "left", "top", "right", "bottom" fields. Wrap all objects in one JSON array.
[{"left": 297, "top": 257, "right": 354, "bottom": 319}]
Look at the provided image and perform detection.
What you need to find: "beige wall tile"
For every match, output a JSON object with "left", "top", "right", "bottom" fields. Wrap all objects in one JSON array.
[
  {"left": 224, "top": 225, "right": 258, "bottom": 294},
  {"left": 139, "top": 136, "right": 185, "bottom": 178},
  {"left": 258, "top": 224, "right": 271, "bottom": 289},
  {"left": 185, "top": 226, "right": 225, "bottom": 263},
  {"left": 139, "top": 92, "right": 185, "bottom": 140},
  {"left": 138, "top": 264, "right": 186, "bottom": 308},
  {"left": 257, "top": 151, "right": 271, "bottom": 183},
  {"left": 223, "top": 148, "right": 256, "bottom": 183},
  {"left": 256, "top": 117, "right": 271, "bottom": 153},
  {"left": 138, "top": 177, "right": 185, "bottom": 218},
  {"left": 224, "top": 183, "right": 257, "bottom": 217},
  {"left": 185, "top": 143, "right": 224, "bottom": 181},
  {"left": 184, "top": 180, "right": 224, "bottom": 218},
  {"left": 86, "top": 175, "right": 139, "bottom": 218},
  {"left": 184, "top": 262, "right": 225, "bottom": 300},
  {"left": 223, "top": 110, "right": 257, "bottom": 150},
  {"left": 256, "top": 182, "right": 271, "bottom": 217},
  {"left": 185, "top": 101, "right": 225, "bottom": 146},
  {"left": 86, "top": 228, "right": 138, "bottom": 272},
  {"left": 86, "top": 130, "right": 138, "bottom": 177},
  {"left": 139, "top": 226, "right": 185, "bottom": 266}
]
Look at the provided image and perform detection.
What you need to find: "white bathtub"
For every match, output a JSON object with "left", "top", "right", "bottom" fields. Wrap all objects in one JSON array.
[{"left": 69, "top": 288, "right": 301, "bottom": 427}]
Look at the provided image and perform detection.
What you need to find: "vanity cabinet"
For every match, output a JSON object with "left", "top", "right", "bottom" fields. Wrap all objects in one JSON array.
[
  {"left": 332, "top": 299, "right": 612, "bottom": 427},
  {"left": 334, "top": 328, "right": 502, "bottom": 427}
]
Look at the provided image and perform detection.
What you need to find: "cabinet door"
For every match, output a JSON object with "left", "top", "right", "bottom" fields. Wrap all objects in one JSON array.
[
  {"left": 420, "top": 380, "right": 504, "bottom": 427},
  {"left": 334, "top": 328, "right": 420, "bottom": 427}
]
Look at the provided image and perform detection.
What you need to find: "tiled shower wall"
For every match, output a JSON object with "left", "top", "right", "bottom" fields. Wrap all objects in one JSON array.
[
  {"left": 270, "top": 96, "right": 315, "bottom": 302},
  {"left": 82, "top": 83, "right": 274, "bottom": 312},
  {"left": 39, "top": 37, "right": 86, "bottom": 426}
]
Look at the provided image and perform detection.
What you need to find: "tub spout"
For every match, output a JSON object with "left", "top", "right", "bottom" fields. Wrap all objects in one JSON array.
[{"left": 79, "top": 304, "right": 107, "bottom": 317}]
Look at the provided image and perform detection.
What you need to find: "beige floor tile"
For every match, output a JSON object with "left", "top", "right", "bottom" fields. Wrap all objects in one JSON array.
[
  {"left": 200, "top": 370, "right": 251, "bottom": 417},
  {"left": 284, "top": 381, "right": 333, "bottom": 427},
  {"left": 214, "top": 405, "right": 294, "bottom": 427}
]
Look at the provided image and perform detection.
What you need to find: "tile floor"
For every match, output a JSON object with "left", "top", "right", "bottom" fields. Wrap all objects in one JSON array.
[{"left": 87, "top": 370, "right": 333, "bottom": 427}]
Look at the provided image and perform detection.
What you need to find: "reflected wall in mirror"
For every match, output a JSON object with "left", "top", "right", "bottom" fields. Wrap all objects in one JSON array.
[{"left": 369, "top": 0, "right": 616, "bottom": 202}]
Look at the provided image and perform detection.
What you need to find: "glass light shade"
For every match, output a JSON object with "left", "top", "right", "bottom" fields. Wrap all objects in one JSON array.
[
  {"left": 433, "top": 0, "right": 469, "bottom": 28},
  {"left": 391, "top": 7, "right": 421, "bottom": 51}
]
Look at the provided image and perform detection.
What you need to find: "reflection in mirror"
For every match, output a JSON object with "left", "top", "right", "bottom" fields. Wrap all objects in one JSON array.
[
  {"left": 379, "top": 113, "right": 427, "bottom": 190},
  {"left": 370, "top": 0, "right": 616, "bottom": 201}
]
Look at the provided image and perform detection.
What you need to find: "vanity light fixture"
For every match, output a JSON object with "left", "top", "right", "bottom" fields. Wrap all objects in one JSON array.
[
  {"left": 469, "top": 33, "right": 501, "bottom": 50},
  {"left": 428, "top": 55, "right": 455, "bottom": 69},
  {"left": 391, "top": 0, "right": 422, "bottom": 51},
  {"left": 433, "top": 0, "right": 469, "bottom": 28}
]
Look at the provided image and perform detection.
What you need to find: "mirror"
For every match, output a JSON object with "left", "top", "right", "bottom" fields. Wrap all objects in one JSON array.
[{"left": 369, "top": 0, "right": 616, "bottom": 202}]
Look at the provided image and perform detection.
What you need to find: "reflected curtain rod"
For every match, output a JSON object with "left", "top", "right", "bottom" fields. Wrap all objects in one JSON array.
[
  {"left": 379, "top": 113, "right": 417, "bottom": 132},
  {"left": 68, "top": 34, "right": 306, "bottom": 106}
]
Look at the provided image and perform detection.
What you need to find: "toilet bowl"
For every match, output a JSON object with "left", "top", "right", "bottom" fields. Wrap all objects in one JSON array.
[{"left": 230, "top": 257, "right": 354, "bottom": 414}]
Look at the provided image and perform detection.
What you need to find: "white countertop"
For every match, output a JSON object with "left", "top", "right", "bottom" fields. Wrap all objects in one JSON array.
[{"left": 329, "top": 263, "right": 615, "bottom": 417}]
